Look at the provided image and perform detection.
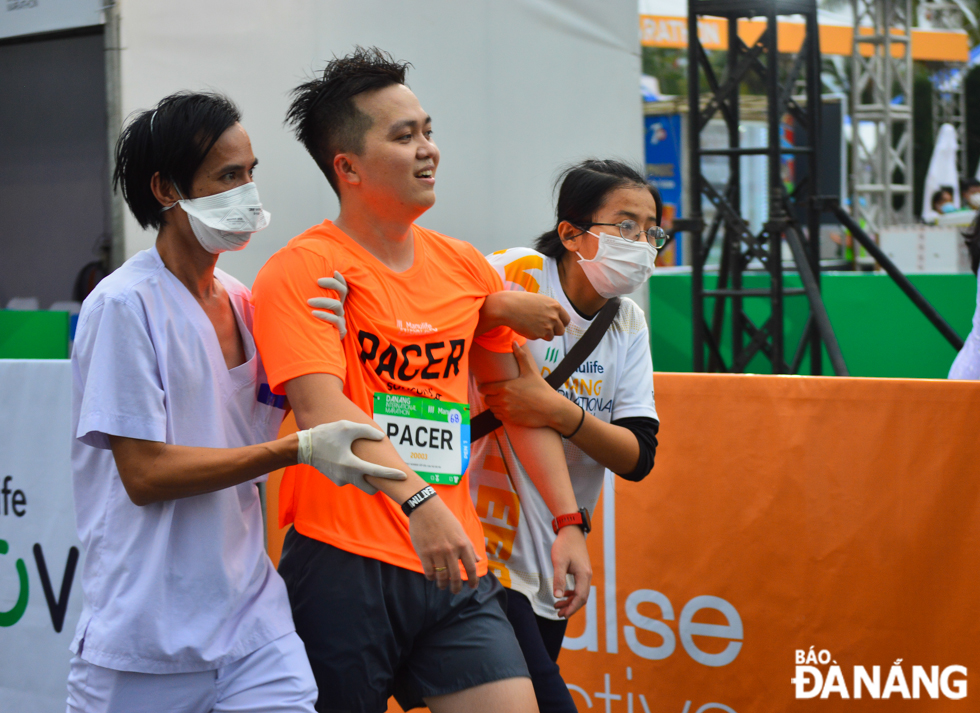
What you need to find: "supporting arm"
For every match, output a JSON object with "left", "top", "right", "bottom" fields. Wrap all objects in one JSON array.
[
  {"left": 109, "top": 434, "right": 299, "bottom": 507},
  {"left": 470, "top": 344, "right": 593, "bottom": 618},
  {"left": 110, "top": 418, "right": 404, "bottom": 506},
  {"left": 478, "top": 342, "right": 642, "bottom": 475},
  {"left": 476, "top": 291, "right": 570, "bottom": 341}
]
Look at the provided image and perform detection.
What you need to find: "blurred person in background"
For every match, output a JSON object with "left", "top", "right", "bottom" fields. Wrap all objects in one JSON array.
[
  {"left": 962, "top": 178, "right": 980, "bottom": 211},
  {"left": 67, "top": 91, "right": 404, "bottom": 713},
  {"left": 932, "top": 186, "right": 956, "bottom": 216},
  {"left": 949, "top": 213, "right": 980, "bottom": 379}
]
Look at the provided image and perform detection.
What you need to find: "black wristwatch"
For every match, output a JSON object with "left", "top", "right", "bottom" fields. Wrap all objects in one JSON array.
[{"left": 401, "top": 486, "right": 438, "bottom": 518}]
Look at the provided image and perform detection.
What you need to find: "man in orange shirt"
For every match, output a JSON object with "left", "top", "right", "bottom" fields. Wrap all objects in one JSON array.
[{"left": 251, "top": 48, "right": 589, "bottom": 713}]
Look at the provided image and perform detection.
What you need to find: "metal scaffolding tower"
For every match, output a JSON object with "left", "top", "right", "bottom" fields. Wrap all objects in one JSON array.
[
  {"left": 686, "top": 0, "right": 847, "bottom": 375},
  {"left": 850, "top": 0, "right": 914, "bottom": 233},
  {"left": 921, "top": 0, "right": 970, "bottom": 178}
]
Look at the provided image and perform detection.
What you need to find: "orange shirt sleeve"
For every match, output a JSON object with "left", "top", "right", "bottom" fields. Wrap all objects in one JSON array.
[
  {"left": 252, "top": 244, "right": 346, "bottom": 395},
  {"left": 465, "top": 243, "right": 525, "bottom": 354}
]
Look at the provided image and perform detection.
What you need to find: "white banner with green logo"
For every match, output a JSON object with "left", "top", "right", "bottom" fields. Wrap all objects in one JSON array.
[{"left": 0, "top": 360, "right": 83, "bottom": 712}]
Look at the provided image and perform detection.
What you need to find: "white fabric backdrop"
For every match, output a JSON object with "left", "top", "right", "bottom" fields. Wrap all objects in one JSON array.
[
  {"left": 0, "top": 360, "right": 83, "bottom": 713},
  {"left": 115, "top": 0, "right": 644, "bottom": 287}
]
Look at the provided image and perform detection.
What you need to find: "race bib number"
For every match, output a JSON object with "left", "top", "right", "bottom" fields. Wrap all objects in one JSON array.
[{"left": 373, "top": 393, "right": 470, "bottom": 485}]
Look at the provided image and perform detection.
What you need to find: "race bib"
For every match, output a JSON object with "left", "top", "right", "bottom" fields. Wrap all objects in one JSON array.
[{"left": 373, "top": 393, "right": 470, "bottom": 485}]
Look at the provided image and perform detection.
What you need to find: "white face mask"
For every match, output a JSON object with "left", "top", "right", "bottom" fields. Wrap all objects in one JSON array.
[
  {"left": 165, "top": 182, "right": 271, "bottom": 253},
  {"left": 968, "top": 193, "right": 980, "bottom": 209},
  {"left": 576, "top": 231, "right": 658, "bottom": 298}
]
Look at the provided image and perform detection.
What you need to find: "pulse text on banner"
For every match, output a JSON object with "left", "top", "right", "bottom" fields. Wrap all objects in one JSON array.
[{"left": 553, "top": 373, "right": 980, "bottom": 712}]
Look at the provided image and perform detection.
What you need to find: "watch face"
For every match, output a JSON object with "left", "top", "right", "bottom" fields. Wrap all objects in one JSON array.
[{"left": 579, "top": 507, "right": 592, "bottom": 533}]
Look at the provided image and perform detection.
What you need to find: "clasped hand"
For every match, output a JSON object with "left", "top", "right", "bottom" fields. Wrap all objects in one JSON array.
[
  {"left": 297, "top": 421, "right": 406, "bottom": 495},
  {"left": 482, "top": 290, "right": 570, "bottom": 341},
  {"left": 479, "top": 341, "right": 563, "bottom": 429}
]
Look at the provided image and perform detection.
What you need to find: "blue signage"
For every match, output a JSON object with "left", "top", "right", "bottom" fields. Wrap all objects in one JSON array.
[{"left": 645, "top": 113, "right": 683, "bottom": 264}]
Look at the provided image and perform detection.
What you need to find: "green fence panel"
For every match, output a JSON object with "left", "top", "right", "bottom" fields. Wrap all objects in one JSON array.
[
  {"left": 0, "top": 311, "right": 70, "bottom": 359},
  {"left": 648, "top": 272, "right": 977, "bottom": 378}
]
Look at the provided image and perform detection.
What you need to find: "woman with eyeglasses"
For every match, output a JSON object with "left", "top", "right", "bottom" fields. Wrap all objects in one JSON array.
[{"left": 467, "top": 159, "right": 663, "bottom": 713}]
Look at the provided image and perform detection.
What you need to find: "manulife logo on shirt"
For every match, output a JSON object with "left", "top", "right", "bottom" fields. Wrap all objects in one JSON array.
[{"left": 373, "top": 394, "right": 470, "bottom": 486}]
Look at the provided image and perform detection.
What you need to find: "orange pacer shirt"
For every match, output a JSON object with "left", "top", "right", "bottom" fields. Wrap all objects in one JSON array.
[{"left": 252, "top": 220, "right": 518, "bottom": 577}]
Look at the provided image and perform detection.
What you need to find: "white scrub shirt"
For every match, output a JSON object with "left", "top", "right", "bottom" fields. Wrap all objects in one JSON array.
[{"left": 70, "top": 246, "right": 293, "bottom": 674}]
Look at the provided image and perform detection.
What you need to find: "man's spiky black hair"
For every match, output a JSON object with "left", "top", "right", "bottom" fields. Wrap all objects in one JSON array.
[{"left": 286, "top": 46, "right": 411, "bottom": 196}]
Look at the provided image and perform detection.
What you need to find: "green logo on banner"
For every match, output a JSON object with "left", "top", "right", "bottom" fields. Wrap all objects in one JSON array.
[{"left": 0, "top": 538, "right": 29, "bottom": 627}]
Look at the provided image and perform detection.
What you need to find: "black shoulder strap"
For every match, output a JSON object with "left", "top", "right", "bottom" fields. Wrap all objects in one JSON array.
[{"left": 470, "top": 297, "right": 621, "bottom": 442}]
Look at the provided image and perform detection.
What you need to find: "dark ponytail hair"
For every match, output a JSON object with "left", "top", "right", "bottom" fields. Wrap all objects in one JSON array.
[{"left": 534, "top": 159, "right": 662, "bottom": 259}]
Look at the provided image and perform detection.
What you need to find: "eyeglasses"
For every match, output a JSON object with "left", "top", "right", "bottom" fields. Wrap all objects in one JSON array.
[{"left": 586, "top": 220, "right": 667, "bottom": 249}]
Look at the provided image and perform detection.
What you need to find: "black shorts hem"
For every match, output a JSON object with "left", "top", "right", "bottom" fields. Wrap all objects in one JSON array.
[
  {"left": 280, "top": 531, "right": 530, "bottom": 713},
  {"left": 396, "top": 668, "right": 532, "bottom": 711}
]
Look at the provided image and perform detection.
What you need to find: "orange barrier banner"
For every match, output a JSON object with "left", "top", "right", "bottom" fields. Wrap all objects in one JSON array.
[
  {"left": 640, "top": 14, "right": 969, "bottom": 62},
  {"left": 270, "top": 373, "right": 980, "bottom": 711},
  {"left": 558, "top": 373, "right": 980, "bottom": 711}
]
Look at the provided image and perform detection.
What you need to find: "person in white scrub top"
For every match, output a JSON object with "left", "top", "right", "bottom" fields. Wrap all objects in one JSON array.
[
  {"left": 67, "top": 91, "right": 405, "bottom": 713},
  {"left": 949, "top": 216, "right": 980, "bottom": 379}
]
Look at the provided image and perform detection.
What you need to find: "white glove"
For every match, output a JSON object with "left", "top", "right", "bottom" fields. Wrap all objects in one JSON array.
[
  {"left": 297, "top": 420, "right": 407, "bottom": 495},
  {"left": 308, "top": 272, "right": 348, "bottom": 339}
]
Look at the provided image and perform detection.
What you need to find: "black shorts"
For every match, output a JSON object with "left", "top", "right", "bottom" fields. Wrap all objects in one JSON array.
[{"left": 278, "top": 528, "right": 530, "bottom": 713}]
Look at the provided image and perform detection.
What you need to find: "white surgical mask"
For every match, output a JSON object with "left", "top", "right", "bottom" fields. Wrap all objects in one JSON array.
[
  {"left": 576, "top": 231, "right": 658, "bottom": 298},
  {"left": 968, "top": 193, "right": 980, "bottom": 209},
  {"left": 165, "top": 182, "right": 271, "bottom": 253}
]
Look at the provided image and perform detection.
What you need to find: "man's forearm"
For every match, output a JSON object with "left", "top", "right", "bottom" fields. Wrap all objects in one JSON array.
[
  {"left": 474, "top": 293, "right": 505, "bottom": 337},
  {"left": 500, "top": 422, "right": 578, "bottom": 516},
  {"left": 110, "top": 434, "right": 299, "bottom": 506},
  {"left": 470, "top": 344, "right": 579, "bottom": 516},
  {"left": 284, "top": 374, "right": 480, "bottom": 588},
  {"left": 285, "top": 373, "right": 430, "bottom": 502},
  {"left": 475, "top": 290, "right": 569, "bottom": 341}
]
